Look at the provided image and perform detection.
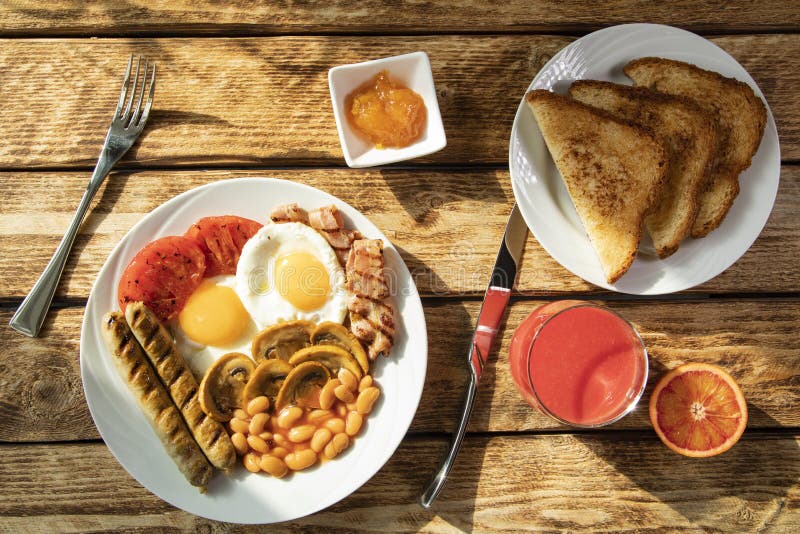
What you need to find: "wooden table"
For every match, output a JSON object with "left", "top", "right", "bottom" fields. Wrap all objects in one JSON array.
[{"left": 1, "top": 3, "right": 799, "bottom": 532}]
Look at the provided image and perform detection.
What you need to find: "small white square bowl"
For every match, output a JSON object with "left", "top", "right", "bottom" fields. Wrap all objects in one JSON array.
[{"left": 328, "top": 51, "right": 447, "bottom": 168}]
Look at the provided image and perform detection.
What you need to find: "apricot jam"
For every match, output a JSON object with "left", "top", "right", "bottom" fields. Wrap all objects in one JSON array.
[{"left": 346, "top": 70, "right": 427, "bottom": 149}]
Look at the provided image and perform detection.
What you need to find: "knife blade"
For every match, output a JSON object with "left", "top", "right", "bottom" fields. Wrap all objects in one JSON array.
[{"left": 420, "top": 203, "right": 528, "bottom": 508}]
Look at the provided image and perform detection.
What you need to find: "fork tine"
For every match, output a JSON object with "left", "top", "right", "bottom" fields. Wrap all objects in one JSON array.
[
  {"left": 121, "top": 56, "right": 142, "bottom": 120},
  {"left": 137, "top": 63, "right": 157, "bottom": 129},
  {"left": 114, "top": 54, "right": 134, "bottom": 119},
  {"left": 128, "top": 60, "right": 149, "bottom": 128}
]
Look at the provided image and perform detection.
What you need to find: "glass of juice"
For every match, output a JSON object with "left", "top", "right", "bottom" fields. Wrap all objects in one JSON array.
[{"left": 509, "top": 300, "right": 648, "bottom": 427}]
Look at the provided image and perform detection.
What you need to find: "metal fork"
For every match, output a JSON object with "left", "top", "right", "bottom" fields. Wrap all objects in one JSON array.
[{"left": 9, "top": 55, "right": 156, "bottom": 337}]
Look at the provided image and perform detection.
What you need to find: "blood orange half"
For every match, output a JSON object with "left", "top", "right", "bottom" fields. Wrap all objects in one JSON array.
[{"left": 649, "top": 362, "right": 747, "bottom": 458}]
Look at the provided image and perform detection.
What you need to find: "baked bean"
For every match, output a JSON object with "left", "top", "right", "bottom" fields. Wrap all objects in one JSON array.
[
  {"left": 288, "top": 424, "right": 316, "bottom": 443},
  {"left": 284, "top": 449, "right": 317, "bottom": 471},
  {"left": 271, "top": 446, "right": 289, "bottom": 459},
  {"left": 319, "top": 379, "right": 341, "bottom": 410},
  {"left": 277, "top": 406, "right": 303, "bottom": 429},
  {"left": 356, "top": 386, "right": 381, "bottom": 415},
  {"left": 345, "top": 411, "right": 363, "bottom": 436},
  {"left": 358, "top": 375, "right": 373, "bottom": 392},
  {"left": 258, "top": 431, "right": 274, "bottom": 441},
  {"left": 231, "top": 432, "right": 249, "bottom": 456},
  {"left": 243, "top": 452, "right": 261, "bottom": 473},
  {"left": 273, "top": 433, "right": 289, "bottom": 448},
  {"left": 324, "top": 418, "right": 345, "bottom": 434},
  {"left": 336, "top": 404, "right": 348, "bottom": 418},
  {"left": 249, "top": 412, "right": 269, "bottom": 435},
  {"left": 260, "top": 455, "right": 288, "bottom": 478},
  {"left": 323, "top": 433, "right": 350, "bottom": 460},
  {"left": 308, "top": 409, "right": 332, "bottom": 425},
  {"left": 246, "top": 396, "right": 269, "bottom": 416},
  {"left": 230, "top": 417, "right": 250, "bottom": 434},
  {"left": 310, "top": 428, "right": 333, "bottom": 453},
  {"left": 334, "top": 384, "right": 355, "bottom": 403},
  {"left": 338, "top": 368, "right": 358, "bottom": 391},
  {"left": 233, "top": 408, "right": 249, "bottom": 421},
  {"left": 247, "top": 434, "right": 270, "bottom": 454}
]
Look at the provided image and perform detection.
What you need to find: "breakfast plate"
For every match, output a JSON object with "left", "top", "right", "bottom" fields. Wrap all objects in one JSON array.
[
  {"left": 509, "top": 23, "right": 780, "bottom": 294},
  {"left": 80, "top": 178, "right": 428, "bottom": 523}
]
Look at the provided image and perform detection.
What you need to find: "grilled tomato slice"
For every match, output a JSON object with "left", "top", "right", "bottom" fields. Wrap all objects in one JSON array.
[
  {"left": 117, "top": 236, "right": 207, "bottom": 321},
  {"left": 185, "top": 215, "right": 263, "bottom": 276}
]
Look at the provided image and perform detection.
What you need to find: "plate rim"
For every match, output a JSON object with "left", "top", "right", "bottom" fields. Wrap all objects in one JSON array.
[
  {"left": 79, "top": 176, "right": 428, "bottom": 523},
  {"left": 508, "top": 22, "right": 781, "bottom": 294}
]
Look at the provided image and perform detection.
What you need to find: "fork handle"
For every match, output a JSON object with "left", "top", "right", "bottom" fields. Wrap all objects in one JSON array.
[{"left": 9, "top": 156, "right": 114, "bottom": 337}]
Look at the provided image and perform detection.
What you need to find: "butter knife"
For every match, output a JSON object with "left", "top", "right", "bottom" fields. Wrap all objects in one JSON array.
[{"left": 420, "top": 203, "right": 528, "bottom": 508}]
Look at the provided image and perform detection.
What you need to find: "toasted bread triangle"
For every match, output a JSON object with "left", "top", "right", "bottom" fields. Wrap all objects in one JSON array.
[
  {"left": 525, "top": 90, "right": 667, "bottom": 283},
  {"left": 625, "top": 57, "right": 767, "bottom": 237},
  {"left": 569, "top": 80, "right": 716, "bottom": 258}
]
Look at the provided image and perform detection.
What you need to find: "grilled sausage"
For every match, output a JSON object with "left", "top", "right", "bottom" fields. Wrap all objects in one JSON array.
[
  {"left": 124, "top": 302, "right": 237, "bottom": 472},
  {"left": 101, "top": 312, "right": 213, "bottom": 490}
]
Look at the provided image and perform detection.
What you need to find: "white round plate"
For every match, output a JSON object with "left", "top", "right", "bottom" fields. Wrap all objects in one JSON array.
[
  {"left": 80, "top": 178, "right": 427, "bottom": 523},
  {"left": 509, "top": 23, "right": 780, "bottom": 294}
]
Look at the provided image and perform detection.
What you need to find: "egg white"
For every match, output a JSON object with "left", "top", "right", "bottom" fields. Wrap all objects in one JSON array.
[
  {"left": 235, "top": 222, "right": 348, "bottom": 328},
  {"left": 171, "top": 274, "right": 259, "bottom": 379}
]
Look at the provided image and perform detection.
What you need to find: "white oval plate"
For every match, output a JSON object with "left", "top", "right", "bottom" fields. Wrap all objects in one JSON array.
[
  {"left": 80, "top": 178, "right": 428, "bottom": 523},
  {"left": 509, "top": 23, "right": 781, "bottom": 294}
]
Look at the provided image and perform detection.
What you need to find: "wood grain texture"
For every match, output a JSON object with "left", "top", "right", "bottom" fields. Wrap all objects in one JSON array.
[
  {"left": 1, "top": 1, "right": 799, "bottom": 35},
  {"left": 1, "top": 167, "right": 797, "bottom": 299},
  {"left": 0, "top": 35, "right": 796, "bottom": 168},
  {"left": 0, "top": 434, "right": 797, "bottom": 532},
  {"left": 2, "top": 8, "right": 798, "bottom": 532},
  {"left": 2, "top": 298, "right": 797, "bottom": 443}
]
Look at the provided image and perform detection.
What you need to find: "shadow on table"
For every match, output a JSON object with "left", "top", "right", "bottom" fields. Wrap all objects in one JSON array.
[
  {"left": 377, "top": 167, "right": 510, "bottom": 231},
  {"left": 575, "top": 359, "right": 799, "bottom": 530},
  {"left": 303, "top": 434, "right": 485, "bottom": 532}
]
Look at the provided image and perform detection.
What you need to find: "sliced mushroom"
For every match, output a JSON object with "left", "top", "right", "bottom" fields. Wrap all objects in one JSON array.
[
  {"left": 289, "top": 345, "right": 363, "bottom": 381},
  {"left": 251, "top": 320, "right": 315, "bottom": 362},
  {"left": 312, "top": 321, "right": 370, "bottom": 374},
  {"left": 198, "top": 352, "right": 256, "bottom": 422},
  {"left": 242, "top": 358, "right": 294, "bottom": 406},
  {"left": 274, "top": 361, "right": 331, "bottom": 411}
]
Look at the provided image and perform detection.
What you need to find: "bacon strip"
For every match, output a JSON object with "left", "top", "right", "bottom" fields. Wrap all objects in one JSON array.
[
  {"left": 345, "top": 240, "right": 389, "bottom": 299},
  {"left": 369, "top": 332, "right": 393, "bottom": 360},
  {"left": 308, "top": 204, "right": 362, "bottom": 266},
  {"left": 347, "top": 272, "right": 389, "bottom": 301},
  {"left": 349, "top": 295, "right": 395, "bottom": 337},
  {"left": 309, "top": 204, "right": 343, "bottom": 230},
  {"left": 347, "top": 239, "right": 383, "bottom": 272},
  {"left": 349, "top": 312, "right": 394, "bottom": 360},
  {"left": 270, "top": 203, "right": 308, "bottom": 224},
  {"left": 346, "top": 239, "right": 395, "bottom": 360}
]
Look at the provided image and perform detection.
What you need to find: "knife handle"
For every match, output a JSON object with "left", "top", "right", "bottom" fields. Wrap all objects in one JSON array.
[
  {"left": 470, "top": 286, "right": 511, "bottom": 381},
  {"left": 420, "top": 286, "right": 509, "bottom": 508}
]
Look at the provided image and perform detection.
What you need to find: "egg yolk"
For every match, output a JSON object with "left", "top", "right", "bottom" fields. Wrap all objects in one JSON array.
[
  {"left": 178, "top": 281, "right": 249, "bottom": 346},
  {"left": 275, "top": 252, "right": 331, "bottom": 311}
]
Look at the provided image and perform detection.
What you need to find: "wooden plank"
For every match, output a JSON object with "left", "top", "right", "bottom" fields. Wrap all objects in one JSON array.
[
  {"left": 1, "top": 1, "right": 799, "bottom": 35},
  {"left": 2, "top": 298, "right": 798, "bottom": 442},
  {"left": 0, "top": 35, "right": 796, "bottom": 168},
  {"left": 0, "top": 434, "right": 797, "bottom": 531},
  {"left": 1, "top": 167, "right": 797, "bottom": 299}
]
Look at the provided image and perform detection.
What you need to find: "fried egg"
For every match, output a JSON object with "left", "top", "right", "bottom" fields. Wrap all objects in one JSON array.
[
  {"left": 235, "top": 222, "right": 347, "bottom": 328},
  {"left": 172, "top": 275, "right": 259, "bottom": 378}
]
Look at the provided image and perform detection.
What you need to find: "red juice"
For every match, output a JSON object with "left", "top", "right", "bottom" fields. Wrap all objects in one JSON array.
[{"left": 509, "top": 301, "right": 647, "bottom": 427}]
